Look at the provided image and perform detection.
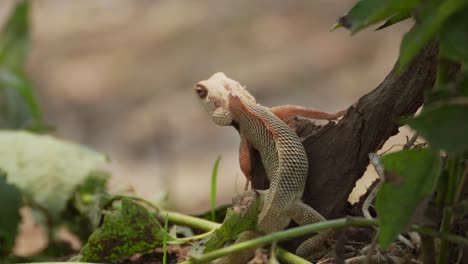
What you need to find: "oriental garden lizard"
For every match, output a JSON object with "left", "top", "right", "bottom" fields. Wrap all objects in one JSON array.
[{"left": 194, "top": 72, "right": 346, "bottom": 263}]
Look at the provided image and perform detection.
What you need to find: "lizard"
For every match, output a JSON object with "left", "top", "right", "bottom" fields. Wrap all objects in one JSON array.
[{"left": 194, "top": 72, "right": 346, "bottom": 263}]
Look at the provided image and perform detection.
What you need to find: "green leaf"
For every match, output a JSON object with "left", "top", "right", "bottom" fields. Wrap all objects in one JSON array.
[
  {"left": 405, "top": 103, "right": 468, "bottom": 155},
  {"left": 338, "top": 0, "right": 420, "bottom": 33},
  {"left": 0, "top": 0, "right": 44, "bottom": 130},
  {"left": 80, "top": 199, "right": 167, "bottom": 262},
  {"left": 376, "top": 11, "right": 411, "bottom": 31},
  {"left": 62, "top": 171, "right": 111, "bottom": 242},
  {"left": 398, "top": 0, "right": 468, "bottom": 70},
  {"left": 0, "top": 170, "right": 22, "bottom": 255},
  {"left": 439, "top": 6, "right": 468, "bottom": 65},
  {"left": 376, "top": 148, "right": 442, "bottom": 248},
  {"left": 0, "top": 131, "right": 107, "bottom": 219},
  {"left": 0, "top": 0, "right": 30, "bottom": 70},
  {"left": 210, "top": 156, "right": 221, "bottom": 222},
  {"left": 0, "top": 69, "right": 43, "bottom": 129}
]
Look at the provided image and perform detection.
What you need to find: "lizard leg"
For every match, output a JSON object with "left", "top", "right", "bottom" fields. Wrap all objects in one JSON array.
[
  {"left": 271, "top": 105, "right": 346, "bottom": 121},
  {"left": 288, "top": 199, "right": 333, "bottom": 259},
  {"left": 239, "top": 137, "right": 253, "bottom": 190}
]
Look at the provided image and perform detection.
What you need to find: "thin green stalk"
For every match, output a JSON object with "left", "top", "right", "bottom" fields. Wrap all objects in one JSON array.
[
  {"left": 455, "top": 164, "right": 467, "bottom": 202},
  {"left": 177, "top": 230, "right": 215, "bottom": 242},
  {"left": 110, "top": 195, "right": 161, "bottom": 211},
  {"left": 159, "top": 210, "right": 221, "bottom": 231},
  {"left": 437, "top": 157, "right": 459, "bottom": 264},
  {"left": 276, "top": 247, "right": 310, "bottom": 264},
  {"left": 412, "top": 225, "right": 468, "bottom": 246},
  {"left": 112, "top": 195, "right": 468, "bottom": 263},
  {"left": 163, "top": 213, "right": 168, "bottom": 264},
  {"left": 181, "top": 218, "right": 378, "bottom": 264},
  {"left": 175, "top": 215, "right": 468, "bottom": 264},
  {"left": 210, "top": 156, "right": 221, "bottom": 222},
  {"left": 436, "top": 171, "right": 448, "bottom": 208}
]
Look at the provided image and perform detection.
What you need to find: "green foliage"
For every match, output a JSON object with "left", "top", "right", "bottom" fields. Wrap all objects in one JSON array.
[
  {"left": 439, "top": 6, "right": 468, "bottom": 65},
  {"left": 0, "top": 171, "right": 22, "bottom": 255},
  {"left": 339, "top": 0, "right": 468, "bottom": 69},
  {"left": 0, "top": 0, "right": 29, "bottom": 70},
  {"left": 376, "top": 149, "right": 442, "bottom": 248},
  {"left": 0, "top": 131, "right": 107, "bottom": 219},
  {"left": 398, "top": 0, "right": 467, "bottom": 70},
  {"left": 61, "top": 171, "right": 111, "bottom": 242},
  {"left": 340, "top": 1, "right": 468, "bottom": 258},
  {"left": 0, "top": 0, "right": 44, "bottom": 130},
  {"left": 405, "top": 104, "right": 468, "bottom": 155},
  {"left": 210, "top": 156, "right": 221, "bottom": 222},
  {"left": 337, "top": 0, "right": 420, "bottom": 33},
  {"left": 80, "top": 199, "right": 167, "bottom": 262},
  {"left": 376, "top": 11, "right": 411, "bottom": 31}
]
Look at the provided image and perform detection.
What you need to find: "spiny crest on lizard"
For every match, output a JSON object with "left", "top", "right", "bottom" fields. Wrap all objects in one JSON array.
[{"left": 194, "top": 72, "right": 256, "bottom": 126}]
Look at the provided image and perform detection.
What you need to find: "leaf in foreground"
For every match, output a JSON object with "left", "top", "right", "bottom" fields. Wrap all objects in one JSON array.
[
  {"left": 80, "top": 198, "right": 166, "bottom": 262},
  {"left": 0, "top": 171, "right": 22, "bottom": 255},
  {"left": 398, "top": 0, "right": 468, "bottom": 70},
  {"left": 376, "top": 148, "right": 442, "bottom": 248},
  {"left": 337, "top": 0, "right": 419, "bottom": 33},
  {"left": 62, "top": 171, "right": 111, "bottom": 242},
  {"left": 439, "top": 6, "right": 468, "bottom": 66},
  {"left": 376, "top": 11, "right": 411, "bottom": 31},
  {"left": 0, "top": 0, "right": 30, "bottom": 70},
  {"left": 405, "top": 103, "right": 468, "bottom": 155},
  {"left": 0, "top": 70, "right": 43, "bottom": 130},
  {"left": 0, "top": 0, "right": 44, "bottom": 130},
  {"left": 0, "top": 131, "right": 107, "bottom": 219}
]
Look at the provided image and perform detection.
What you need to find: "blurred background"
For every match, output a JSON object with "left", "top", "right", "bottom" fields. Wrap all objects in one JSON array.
[{"left": 1, "top": 0, "right": 413, "bottom": 255}]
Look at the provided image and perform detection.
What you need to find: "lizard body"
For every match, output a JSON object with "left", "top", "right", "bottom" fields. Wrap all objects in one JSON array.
[{"left": 195, "top": 72, "right": 344, "bottom": 262}]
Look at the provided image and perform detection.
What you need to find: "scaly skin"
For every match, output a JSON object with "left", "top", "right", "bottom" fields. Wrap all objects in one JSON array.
[{"left": 194, "top": 72, "right": 345, "bottom": 262}]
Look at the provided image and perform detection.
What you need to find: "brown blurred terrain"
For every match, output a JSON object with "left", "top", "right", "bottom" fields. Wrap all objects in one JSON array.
[{"left": 1, "top": 0, "right": 414, "bottom": 255}]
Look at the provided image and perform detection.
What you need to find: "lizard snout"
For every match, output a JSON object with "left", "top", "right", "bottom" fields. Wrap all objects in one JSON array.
[{"left": 195, "top": 84, "right": 208, "bottom": 99}]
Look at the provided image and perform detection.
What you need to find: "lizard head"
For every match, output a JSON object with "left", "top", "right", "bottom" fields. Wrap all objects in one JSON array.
[{"left": 195, "top": 72, "right": 256, "bottom": 126}]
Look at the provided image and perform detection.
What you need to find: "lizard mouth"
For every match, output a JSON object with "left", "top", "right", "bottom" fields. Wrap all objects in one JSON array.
[{"left": 195, "top": 84, "right": 208, "bottom": 99}]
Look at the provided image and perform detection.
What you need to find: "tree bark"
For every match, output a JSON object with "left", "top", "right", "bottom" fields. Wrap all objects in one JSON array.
[{"left": 251, "top": 41, "right": 454, "bottom": 221}]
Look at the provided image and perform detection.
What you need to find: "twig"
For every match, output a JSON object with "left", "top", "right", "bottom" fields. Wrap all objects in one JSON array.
[
  {"left": 380, "top": 144, "right": 406, "bottom": 156},
  {"left": 363, "top": 153, "right": 384, "bottom": 219},
  {"left": 365, "top": 234, "right": 378, "bottom": 264},
  {"left": 366, "top": 153, "right": 414, "bottom": 249},
  {"left": 403, "top": 133, "right": 419, "bottom": 149}
]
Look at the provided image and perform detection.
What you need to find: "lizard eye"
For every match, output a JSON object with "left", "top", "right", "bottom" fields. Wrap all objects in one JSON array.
[{"left": 195, "top": 84, "right": 208, "bottom": 99}]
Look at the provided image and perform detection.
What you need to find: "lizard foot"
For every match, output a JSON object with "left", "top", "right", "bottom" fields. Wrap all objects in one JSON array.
[{"left": 296, "top": 230, "right": 335, "bottom": 261}]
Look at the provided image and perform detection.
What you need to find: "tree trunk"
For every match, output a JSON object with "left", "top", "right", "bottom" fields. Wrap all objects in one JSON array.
[{"left": 251, "top": 41, "right": 452, "bottom": 220}]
